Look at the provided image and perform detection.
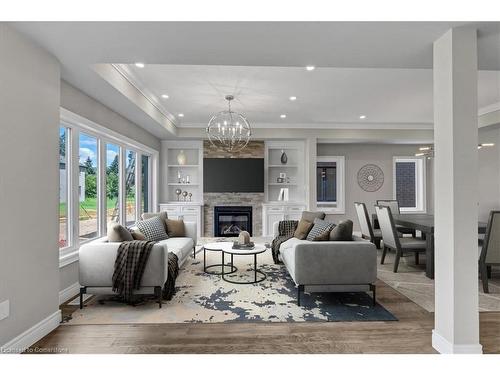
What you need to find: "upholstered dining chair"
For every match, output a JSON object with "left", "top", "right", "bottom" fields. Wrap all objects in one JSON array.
[
  {"left": 376, "top": 199, "right": 416, "bottom": 237},
  {"left": 354, "top": 202, "right": 382, "bottom": 249},
  {"left": 479, "top": 210, "right": 500, "bottom": 293},
  {"left": 375, "top": 205, "right": 426, "bottom": 273}
]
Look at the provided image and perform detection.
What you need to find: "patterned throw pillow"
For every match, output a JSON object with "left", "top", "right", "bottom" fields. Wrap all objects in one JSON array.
[
  {"left": 306, "top": 218, "right": 335, "bottom": 241},
  {"left": 136, "top": 216, "right": 168, "bottom": 242}
]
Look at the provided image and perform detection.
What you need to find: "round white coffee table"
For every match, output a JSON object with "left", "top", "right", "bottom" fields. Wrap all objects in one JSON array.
[
  {"left": 202, "top": 242, "right": 237, "bottom": 275},
  {"left": 221, "top": 244, "right": 267, "bottom": 284}
]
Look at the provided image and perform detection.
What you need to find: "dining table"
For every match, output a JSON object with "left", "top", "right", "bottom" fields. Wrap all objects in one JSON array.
[{"left": 371, "top": 213, "right": 487, "bottom": 279}]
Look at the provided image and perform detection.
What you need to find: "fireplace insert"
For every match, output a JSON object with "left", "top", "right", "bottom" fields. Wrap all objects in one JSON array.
[{"left": 214, "top": 206, "right": 252, "bottom": 237}]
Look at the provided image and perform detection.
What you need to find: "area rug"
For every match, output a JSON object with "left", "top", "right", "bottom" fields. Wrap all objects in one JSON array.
[
  {"left": 376, "top": 250, "right": 500, "bottom": 312},
  {"left": 65, "top": 246, "right": 396, "bottom": 324}
]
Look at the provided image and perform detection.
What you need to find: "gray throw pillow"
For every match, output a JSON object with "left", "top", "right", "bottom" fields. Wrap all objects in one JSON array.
[
  {"left": 107, "top": 222, "right": 134, "bottom": 242},
  {"left": 141, "top": 211, "right": 168, "bottom": 230},
  {"left": 329, "top": 220, "right": 354, "bottom": 241},
  {"left": 306, "top": 218, "right": 335, "bottom": 241},
  {"left": 136, "top": 216, "right": 169, "bottom": 242},
  {"left": 301, "top": 211, "right": 326, "bottom": 222}
]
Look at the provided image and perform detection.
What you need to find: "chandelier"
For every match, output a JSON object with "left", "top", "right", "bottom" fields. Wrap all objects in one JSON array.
[{"left": 206, "top": 95, "right": 252, "bottom": 152}]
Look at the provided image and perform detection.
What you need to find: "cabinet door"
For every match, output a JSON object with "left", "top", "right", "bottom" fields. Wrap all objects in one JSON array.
[{"left": 266, "top": 213, "right": 285, "bottom": 236}]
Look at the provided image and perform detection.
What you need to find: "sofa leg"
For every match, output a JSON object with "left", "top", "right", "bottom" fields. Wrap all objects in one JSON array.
[
  {"left": 193, "top": 246, "right": 196, "bottom": 259},
  {"left": 370, "top": 284, "right": 376, "bottom": 307},
  {"left": 154, "top": 286, "right": 162, "bottom": 308},
  {"left": 79, "top": 287, "right": 87, "bottom": 309},
  {"left": 381, "top": 246, "right": 388, "bottom": 264},
  {"left": 297, "top": 285, "right": 304, "bottom": 306},
  {"left": 373, "top": 238, "right": 381, "bottom": 250}
]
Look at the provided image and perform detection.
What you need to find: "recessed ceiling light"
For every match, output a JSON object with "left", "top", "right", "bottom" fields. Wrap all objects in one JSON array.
[
  {"left": 359, "top": 115, "right": 367, "bottom": 119},
  {"left": 280, "top": 114, "right": 287, "bottom": 119},
  {"left": 161, "top": 94, "right": 169, "bottom": 99},
  {"left": 419, "top": 146, "right": 431, "bottom": 151},
  {"left": 178, "top": 113, "right": 184, "bottom": 118},
  {"left": 135, "top": 62, "right": 145, "bottom": 68},
  {"left": 305, "top": 66, "right": 315, "bottom": 71},
  {"left": 289, "top": 96, "right": 297, "bottom": 101},
  {"left": 480, "top": 143, "right": 495, "bottom": 147}
]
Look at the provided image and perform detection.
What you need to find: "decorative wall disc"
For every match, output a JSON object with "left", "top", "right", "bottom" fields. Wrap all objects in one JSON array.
[{"left": 357, "top": 164, "right": 384, "bottom": 192}]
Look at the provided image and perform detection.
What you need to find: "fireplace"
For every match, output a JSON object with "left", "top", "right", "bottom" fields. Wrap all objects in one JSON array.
[{"left": 214, "top": 206, "right": 252, "bottom": 237}]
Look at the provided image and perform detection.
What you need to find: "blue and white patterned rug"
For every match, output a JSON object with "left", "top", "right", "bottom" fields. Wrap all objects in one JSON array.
[{"left": 66, "top": 248, "right": 396, "bottom": 324}]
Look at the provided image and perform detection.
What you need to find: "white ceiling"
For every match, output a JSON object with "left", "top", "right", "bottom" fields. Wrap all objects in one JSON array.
[
  {"left": 118, "top": 63, "right": 500, "bottom": 128},
  {"left": 9, "top": 21, "right": 500, "bottom": 138}
]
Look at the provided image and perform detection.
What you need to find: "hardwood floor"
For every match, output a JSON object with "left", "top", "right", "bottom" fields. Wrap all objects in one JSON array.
[{"left": 29, "top": 280, "right": 500, "bottom": 354}]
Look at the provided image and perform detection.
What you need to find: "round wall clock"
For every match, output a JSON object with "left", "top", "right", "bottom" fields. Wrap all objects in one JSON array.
[{"left": 357, "top": 164, "right": 384, "bottom": 192}]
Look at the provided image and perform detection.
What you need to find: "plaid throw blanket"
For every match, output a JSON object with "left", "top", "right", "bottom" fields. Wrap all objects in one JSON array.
[
  {"left": 162, "top": 253, "right": 179, "bottom": 301},
  {"left": 112, "top": 240, "right": 155, "bottom": 302},
  {"left": 271, "top": 220, "right": 298, "bottom": 264}
]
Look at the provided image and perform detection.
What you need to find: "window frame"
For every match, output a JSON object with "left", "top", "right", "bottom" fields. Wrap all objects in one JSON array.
[
  {"left": 316, "top": 155, "right": 345, "bottom": 214},
  {"left": 59, "top": 108, "right": 158, "bottom": 267},
  {"left": 392, "top": 156, "right": 426, "bottom": 213}
]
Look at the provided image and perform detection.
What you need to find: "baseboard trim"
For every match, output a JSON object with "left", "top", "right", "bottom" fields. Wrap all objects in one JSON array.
[
  {"left": 1, "top": 310, "right": 61, "bottom": 354},
  {"left": 432, "top": 329, "right": 483, "bottom": 354},
  {"left": 59, "top": 282, "right": 81, "bottom": 305}
]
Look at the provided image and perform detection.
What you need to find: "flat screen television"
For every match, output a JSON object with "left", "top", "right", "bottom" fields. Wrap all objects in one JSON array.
[{"left": 203, "top": 158, "right": 264, "bottom": 193}]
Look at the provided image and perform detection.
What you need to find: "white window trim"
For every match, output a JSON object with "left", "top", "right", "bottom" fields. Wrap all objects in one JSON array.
[
  {"left": 316, "top": 156, "right": 345, "bottom": 214},
  {"left": 392, "top": 156, "right": 426, "bottom": 214},
  {"left": 59, "top": 108, "right": 159, "bottom": 267}
]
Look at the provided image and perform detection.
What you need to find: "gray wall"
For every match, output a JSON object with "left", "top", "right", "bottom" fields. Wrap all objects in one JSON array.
[
  {"left": 61, "top": 80, "right": 161, "bottom": 151},
  {"left": 317, "top": 143, "right": 434, "bottom": 229},
  {"left": 59, "top": 81, "right": 161, "bottom": 293},
  {"left": 0, "top": 25, "right": 60, "bottom": 346},
  {"left": 478, "top": 127, "right": 500, "bottom": 222}
]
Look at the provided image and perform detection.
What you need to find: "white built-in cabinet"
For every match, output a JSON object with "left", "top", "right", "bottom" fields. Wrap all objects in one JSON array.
[
  {"left": 262, "top": 140, "right": 307, "bottom": 236},
  {"left": 160, "top": 140, "right": 204, "bottom": 237}
]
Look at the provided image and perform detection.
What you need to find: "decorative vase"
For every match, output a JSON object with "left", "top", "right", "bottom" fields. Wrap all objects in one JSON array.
[
  {"left": 177, "top": 150, "right": 187, "bottom": 165},
  {"left": 280, "top": 150, "right": 288, "bottom": 164}
]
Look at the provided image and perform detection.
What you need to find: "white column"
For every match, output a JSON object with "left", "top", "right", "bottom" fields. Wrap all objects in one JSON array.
[{"left": 432, "top": 27, "right": 482, "bottom": 354}]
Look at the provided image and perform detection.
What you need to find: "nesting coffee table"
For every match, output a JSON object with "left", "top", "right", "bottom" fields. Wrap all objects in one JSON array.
[{"left": 202, "top": 242, "right": 268, "bottom": 284}]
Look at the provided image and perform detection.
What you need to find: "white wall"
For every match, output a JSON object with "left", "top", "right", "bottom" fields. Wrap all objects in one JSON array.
[
  {"left": 316, "top": 143, "right": 434, "bottom": 228},
  {"left": 0, "top": 25, "right": 61, "bottom": 346}
]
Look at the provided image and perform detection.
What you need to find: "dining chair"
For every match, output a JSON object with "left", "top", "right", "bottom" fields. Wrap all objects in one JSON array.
[
  {"left": 375, "top": 205, "right": 426, "bottom": 272},
  {"left": 479, "top": 210, "right": 500, "bottom": 293},
  {"left": 376, "top": 199, "right": 416, "bottom": 237},
  {"left": 354, "top": 202, "right": 382, "bottom": 249}
]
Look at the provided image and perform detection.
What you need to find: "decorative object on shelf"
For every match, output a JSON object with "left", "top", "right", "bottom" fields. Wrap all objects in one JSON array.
[
  {"left": 206, "top": 95, "right": 252, "bottom": 152},
  {"left": 182, "top": 191, "right": 188, "bottom": 201},
  {"left": 177, "top": 170, "right": 182, "bottom": 183},
  {"left": 186, "top": 175, "right": 190, "bottom": 184},
  {"left": 238, "top": 230, "right": 251, "bottom": 245},
  {"left": 357, "top": 164, "right": 384, "bottom": 192},
  {"left": 277, "top": 177, "right": 284, "bottom": 183},
  {"left": 181, "top": 177, "right": 186, "bottom": 184},
  {"left": 279, "top": 172, "right": 286, "bottom": 179},
  {"left": 175, "top": 189, "right": 182, "bottom": 201},
  {"left": 280, "top": 150, "right": 288, "bottom": 164},
  {"left": 177, "top": 150, "right": 187, "bottom": 165},
  {"left": 188, "top": 192, "right": 192, "bottom": 202},
  {"left": 278, "top": 187, "right": 289, "bottom": 201}
]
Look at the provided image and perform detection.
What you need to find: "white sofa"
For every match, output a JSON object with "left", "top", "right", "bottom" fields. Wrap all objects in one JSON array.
[
  {"left": 78, "top": 221, "right": 197, "bottom": 308},
  {"left": 273, "top": 222, "right": 377, "bottom": 306}
]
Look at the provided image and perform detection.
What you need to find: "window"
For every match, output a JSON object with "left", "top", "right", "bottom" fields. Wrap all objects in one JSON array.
[
  {"left": 316, "top": 156, "right": 345, "bottom": 214},
  {"left": 79, "top": 133, "right": 99, "bottom": 241},
  {"left": 106, "top": 143, "right": 120, "bottom": 225},
  {"left": 393, "top": 157, "right": 426, "bottom": 212},
  {"left": 125, "top": 149, "right": 137, "bottom": 226},
  {"left": 59, "top": 109, "right": 157, "bottom": 264},
  {"left": 59, "top": 126, "right": 69, "bottom": 248},
  {"left": 141, "top": 154, "right": 150, "bottom": 214}
]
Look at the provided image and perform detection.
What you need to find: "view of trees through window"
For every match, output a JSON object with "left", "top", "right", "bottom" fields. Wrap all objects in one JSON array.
[
  {"left": 79, "top": 133, "right": 99, "bottom": 241},
  {"left": 106, "top": 143, "right": 120, "bottom": 225},
  {"left": 125, "top": 150, "right": 136, "bottom": 226},
  {"left": 141, "top": 154, "right": 150, "bottom": 214},
  {"left": 59, "top": 126, "right": 69, "bottom": 248}
]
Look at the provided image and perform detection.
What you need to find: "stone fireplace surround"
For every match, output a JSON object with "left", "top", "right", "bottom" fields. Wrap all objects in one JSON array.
[{"left": 203, "top": 140, "right": 265, "bottom": 237}]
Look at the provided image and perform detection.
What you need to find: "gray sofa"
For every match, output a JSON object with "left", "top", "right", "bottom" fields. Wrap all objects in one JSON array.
[
  {"left": 78, "top": 221, "right": 197, "bottom": 308},
  {"left": 274, "top": 222, "right": 377, "bottom": 306}
]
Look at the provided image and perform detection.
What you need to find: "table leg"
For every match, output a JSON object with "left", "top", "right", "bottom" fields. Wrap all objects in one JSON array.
[
  {"left": 254, "top": 253, "right": 257, "bottom": 283},
  {"left": 231, "top": 254, "right": 233, "bottom": 269},
  {"left": 425, "top": 233, "right": 435, "bottom": 279},
  {"left": 203, "top": 247, "right": 206, "bottom": 272},
  {"left": 222, "top": 251, "right": 225, "bottom": 277}
]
